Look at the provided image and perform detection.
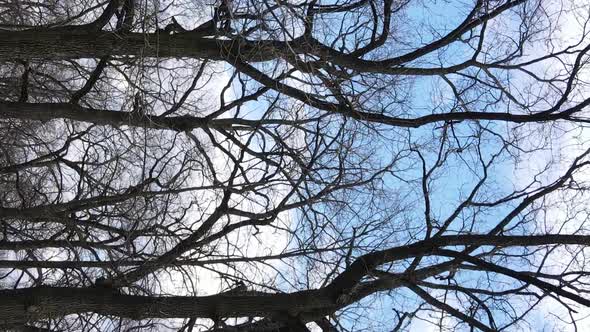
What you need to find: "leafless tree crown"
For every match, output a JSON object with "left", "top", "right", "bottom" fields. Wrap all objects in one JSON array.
[{"left": 1, "top": 0, "right": 590, "bottom": 331}]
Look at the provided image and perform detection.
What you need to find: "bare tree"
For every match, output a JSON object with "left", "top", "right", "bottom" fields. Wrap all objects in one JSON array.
[{"left": 1, "top": 0, "right": 590, "bottom": 331}]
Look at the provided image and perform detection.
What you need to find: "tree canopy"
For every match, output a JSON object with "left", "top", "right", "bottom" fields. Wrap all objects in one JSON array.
[{"left": 1, "top": 0, "right": 590, "bottom": 331}]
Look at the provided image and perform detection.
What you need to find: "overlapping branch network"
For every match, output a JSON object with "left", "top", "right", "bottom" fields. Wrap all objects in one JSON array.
[{"left": 1, "top": 0, "right": 590, "bottom": 331}]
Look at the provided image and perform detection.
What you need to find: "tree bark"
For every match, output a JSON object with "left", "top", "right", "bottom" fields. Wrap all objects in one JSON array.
[
  {"left": 0, "top": 287, "right": 333, "bottom": 325},
  {"left": 0, "top": 30, "right": 278, "bottom": 61}
]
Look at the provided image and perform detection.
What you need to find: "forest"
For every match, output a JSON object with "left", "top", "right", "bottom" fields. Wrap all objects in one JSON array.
[{"left": 1, "top": 0, "right": 590, "bottom": 331}]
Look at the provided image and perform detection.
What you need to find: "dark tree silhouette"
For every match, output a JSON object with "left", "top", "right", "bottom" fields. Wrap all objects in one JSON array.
[{"left": 1, "top": 0, "right": 590, "bottom": 331}]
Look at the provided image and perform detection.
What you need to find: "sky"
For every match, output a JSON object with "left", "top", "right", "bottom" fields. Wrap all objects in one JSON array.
[{"left": 2, "top": 0, "right": 590, "bottom": 331}]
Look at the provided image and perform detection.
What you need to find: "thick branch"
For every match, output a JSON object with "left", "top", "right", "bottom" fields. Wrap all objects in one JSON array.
[{"left": 0, "top": 287, "right": 332, "bottom": 326}]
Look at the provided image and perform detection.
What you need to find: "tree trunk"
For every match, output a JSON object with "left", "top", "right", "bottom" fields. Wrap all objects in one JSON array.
[
  {"left": 0, "top": 30, "right": 277, "bottom": 61},
  {"left": 0, "top": 287, "right": 333, "bottom": 325}
]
